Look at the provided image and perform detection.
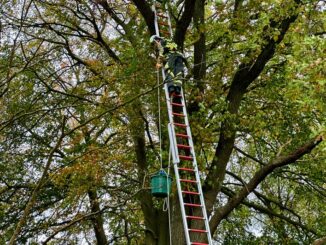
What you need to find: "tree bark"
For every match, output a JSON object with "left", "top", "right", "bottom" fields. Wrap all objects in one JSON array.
[
  {"left": 210, "top": 135, "right": 323, "bottom": 231},
  {"left": 131, "top": 0, "right": 155, "bottom": 35},
  {"left": 170, "top": 194, "right": 186, "bottom": 245},
  {"left": 88, "top": 190, "right": 108, "bottom": 245},
  {"left": 312, "top": 236, "right": 326, "bottom": 245},
  {"left": 193, "top": 0, "right": 206, "bottom": 83},
  {"left": 133, "top": 122, "right": 157, "bottom": 244},
  {"left": 130, "top": 105, "right": 160, "bottom": 244},
  {"left": 203, "top": 5, "right": 301, "bottom": 215},
  {"left": 132, "top": 0, "right": 196, "bottom": 49},
  {"left": 9, "top": 119, "right": 66, "bottom": 245},
  {"left": 174, "top": 0, "right": 196, "bottom": 50},
  {"left": 188, "top": 0, "right": 206, "bottom": 114}
]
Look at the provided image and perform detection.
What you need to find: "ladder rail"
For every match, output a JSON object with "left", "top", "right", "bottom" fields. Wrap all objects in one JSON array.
[
  {"left": 165, "top": 3, "right": 173, "bottom": 37},
  {"left": 168, "top": 122, "right": 180, "bottom": 164},
  {"left": 181, "top": 98, "right": 213, "bottom": 245},
  {"left": 173, "top": 137, "right": 192, "bottom": 245},
  {"left": 152, "top": 1, "right": 160, "bottom": 36},
  {"left": 157, "top": 3, "right": 192, "bottom": 239},
  {"left": 152, "top": 1, "right": 212, "bottom": 244}
]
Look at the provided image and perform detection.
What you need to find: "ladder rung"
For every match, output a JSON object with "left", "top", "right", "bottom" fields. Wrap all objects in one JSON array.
[
  {"left": 179, "top": 155, "right": 193, "bottom": 161},
  {"left": 159, "top": 25, "right": 169, "bottom": 31},
  {"left": 160, "top": 30, "right": 171, "bottom": 35},
  {"left": 158, "top": 20, "right": 176, "bottom": 29},
  {"left": 158, "top": 21, "right": 170, "bottom": 26},
  {"left": 191, "top": 242, "right": 209, "bottom": 245},
  {"left": 174, "top": 123, "right": 187, "bottom": 128},
  {"left": 157, "top": 13, "right": 168, "bottom": 18},
  {"left": 176, "top": 133, "right": 189, "bottom": 138},
  {"left": 182, "top": 190, "right": 200, "bottom": 195},
  {"left": 187, "top": 215, "right": 205, "bottom": 220},
  {"left": 177, "top": 144, "right": 191, "bottom": 149},
  {"left": 178, "top": 167, "right": 195, "bottom": 172},
  {"left": 171, "top": 93, "right": 182, "bottom": 98},
  {"left": 172, "top": 112, "right": 185, "bottom": 117},
  {"left": 180, "top": 179, "right": 197, "bottom": 183},
  {"left": 171, "top": 102, "right": 183, "bottom": 107},
  {"left": 189, "top": 228, "right": 208, "bottom": 233},
  {"left": 184, "top": 203, "right": 202, "bottom": 207}
]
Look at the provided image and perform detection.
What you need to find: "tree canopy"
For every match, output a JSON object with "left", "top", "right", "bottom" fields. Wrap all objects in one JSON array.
[{"left": 0, "top": 0, "right": 325, "bottom": 244}]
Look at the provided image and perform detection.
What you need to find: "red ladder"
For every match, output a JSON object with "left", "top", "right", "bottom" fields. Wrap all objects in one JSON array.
[
  {"left": 168, "top": 93, "right": 212, "bottom": 245},
  {"left": 153, "top": 1, "right": 212, "bottom": 244}
]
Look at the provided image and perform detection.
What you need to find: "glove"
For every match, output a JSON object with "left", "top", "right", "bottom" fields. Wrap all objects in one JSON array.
[{"left": 156, "top": 63, "right": 162, "bottom": 69}]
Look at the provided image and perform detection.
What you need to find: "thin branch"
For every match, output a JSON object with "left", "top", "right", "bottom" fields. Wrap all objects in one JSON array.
[
  {"left": 221, "top": 187, "right": 318, "bottom": 235},
  {"left": 42, "top": 205, "right": 114, "bottom": 244},
  {"left": 203, "top": 0, "right": 303, "bottom": 214},
  {"left": 65, "top": 80, "right": 165, "bottom": 136},
  {"left": 210, "top": 135, "right": 323, "bottom": 231},
  {"left": 233, "top": 145, "right": 266, "bottom": 166},
  {"left": 139, "top": 109, "right": 161, "bottom": 161},
  {"left": 43, "top": 189, "right": 142, "bottom": 244},
  {"left": 9, "top": 116, "right": 67, "bottom": 245}
]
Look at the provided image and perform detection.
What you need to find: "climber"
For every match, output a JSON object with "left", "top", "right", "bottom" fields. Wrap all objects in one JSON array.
[{"left": 150, "top": 35, "right": 186, "bottom": 95}]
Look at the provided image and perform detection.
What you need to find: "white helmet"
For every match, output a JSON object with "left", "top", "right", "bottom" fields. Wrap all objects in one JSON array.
[{"left": 150, "top": 35, "right": 161, "bottom": 43}]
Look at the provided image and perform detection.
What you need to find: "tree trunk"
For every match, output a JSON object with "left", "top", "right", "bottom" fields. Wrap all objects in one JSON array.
[
  {"left": 188, "top": 0, "right": 206, "bottom": 115},
  {"left": 129, "top": 104, "right": 161, "bottom": 244},
  {"left": 193, "top": 0, "right": 206, "bottom": 83},
  {"left": 88, "top": 190, "right": 108, "bottom": 245},
  {"left": 157, "top": 209, "right": 170, "bottom": 245},
  {"left": 172, "top": 194, "right": 187, "bottom": 244},
  {"left": 312, "top": 236, "right": 326, "bottom": 245}
]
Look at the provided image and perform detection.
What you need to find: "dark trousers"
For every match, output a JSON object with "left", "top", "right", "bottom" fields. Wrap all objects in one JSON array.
[{"left": 165, "top": 54, "right": 184, "bottom": 93}]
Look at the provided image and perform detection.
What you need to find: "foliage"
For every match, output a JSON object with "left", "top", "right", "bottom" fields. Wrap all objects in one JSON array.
[{"left": 0, "top": 0, "right": 325, "bottom": 244}]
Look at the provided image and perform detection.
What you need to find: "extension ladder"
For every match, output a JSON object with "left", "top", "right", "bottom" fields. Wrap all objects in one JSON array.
[{"left": 152, "top": 1, "right": 213, "bottom": 244}]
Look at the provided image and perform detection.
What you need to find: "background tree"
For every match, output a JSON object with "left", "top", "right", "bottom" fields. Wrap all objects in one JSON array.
[{"left": 0, "top": 0, "right": 325, "bottom": 244}]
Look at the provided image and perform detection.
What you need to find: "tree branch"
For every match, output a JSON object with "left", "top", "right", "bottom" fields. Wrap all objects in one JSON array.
[
  {"left": 174, "top": 0, "right": 196, "bottom": 50},
  {"left": 312, "top": 237, "right": 326, "bottom": 245},
  {"left": 95, "top": 0, "right": 135, "bottom": 46},
  {"left": 42, "top": 200, "right": 129, "bottom": 244},
  {"left": 209, "top": 135, "right": 323, "bottom": 230},
  {"left": 234, "top": 145, "right": 266, "bottom": 166},
  {"left": 221, "top": 186, "right": 318, "bottom": 235},
  {"left": 203, "top": 0, "right": 302, "bottom": 213},
  {"left": 9, "top": 117, "right": 66, "bottom": 245},
  {"left": 131, "top": 0, "right": 155, "bottom": 35}
]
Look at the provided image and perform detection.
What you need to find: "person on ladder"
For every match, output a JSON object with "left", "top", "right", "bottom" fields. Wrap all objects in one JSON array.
[{"left": 150, "top": 35, "right": 187, "bottom": 96}]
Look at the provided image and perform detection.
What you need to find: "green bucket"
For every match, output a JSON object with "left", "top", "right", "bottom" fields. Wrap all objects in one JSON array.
[{"left": 150, "top": 170, "right": 172, "bottom": 198}]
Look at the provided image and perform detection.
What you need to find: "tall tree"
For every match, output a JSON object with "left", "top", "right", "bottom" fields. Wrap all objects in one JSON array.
[{"left": 0, "top": 0, "right": 325, "bottom": 244}]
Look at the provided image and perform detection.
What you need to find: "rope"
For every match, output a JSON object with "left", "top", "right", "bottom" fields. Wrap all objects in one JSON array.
[
  {"left": 162, "top": 146, "right": 172, "bottom": 213},
  {"left": 157, "top": 69, "right": 163, "bottom": 169},
  {"left": 167, "top": 146, "right": 172, "bottom": 245},
  {"left": 154, "top": 1, "right": 172, "bottom": 243},
  {"left": 156, "top": 36, "right": 173, "bottom": 245}
]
